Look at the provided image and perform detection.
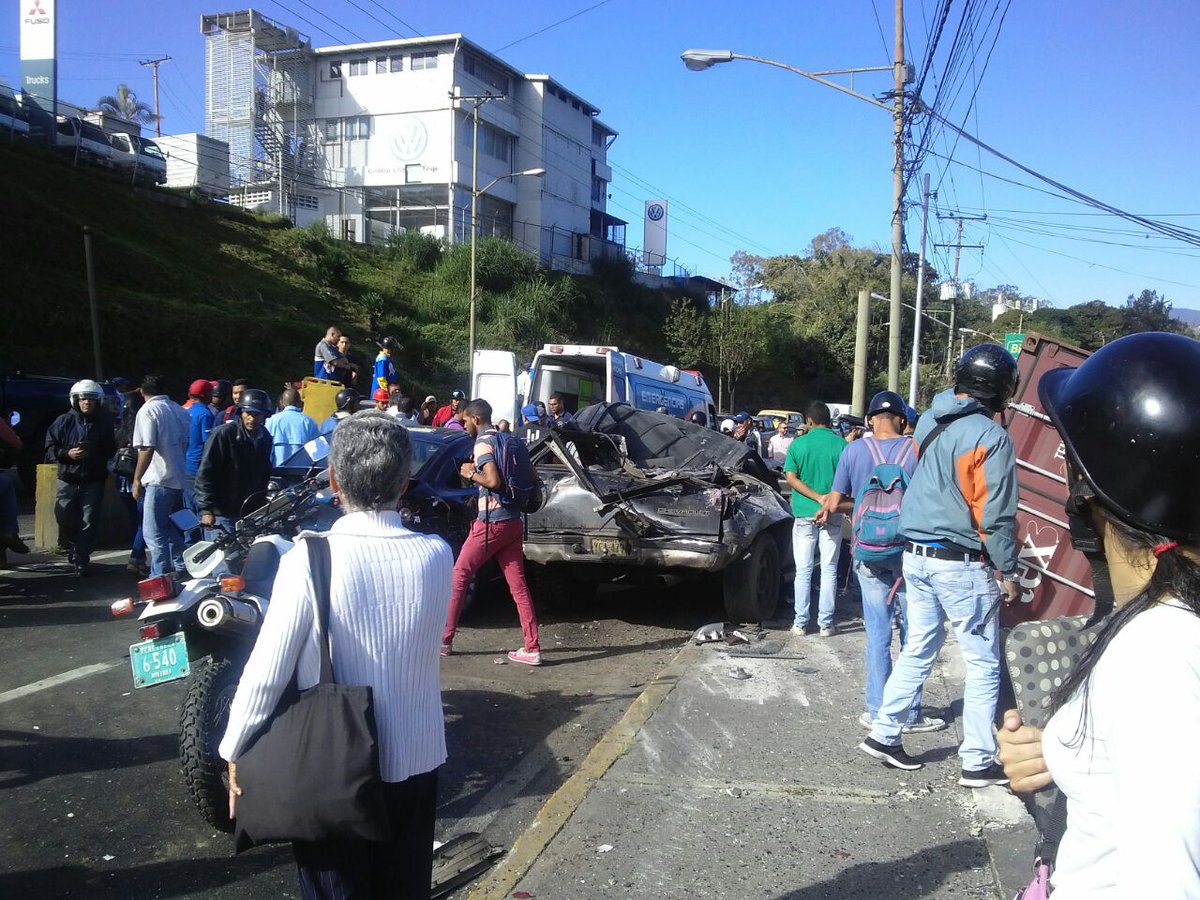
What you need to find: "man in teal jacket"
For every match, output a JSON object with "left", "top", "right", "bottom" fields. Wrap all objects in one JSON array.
[{"left": 861, "top": 344, "right": 1022, "bottom": 789}]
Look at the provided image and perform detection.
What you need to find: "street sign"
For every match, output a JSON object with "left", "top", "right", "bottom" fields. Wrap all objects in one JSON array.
[{"left": 1005, "top": 332, "right": 1026, "bottom": 359}]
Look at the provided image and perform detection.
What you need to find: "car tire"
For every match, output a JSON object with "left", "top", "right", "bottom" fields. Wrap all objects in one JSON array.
[
  {"left": 527, "top": 562, "right": 594, "bottom": 610},
  {"left": 722, "top": 532, "right": 782, "bottom": 624}
]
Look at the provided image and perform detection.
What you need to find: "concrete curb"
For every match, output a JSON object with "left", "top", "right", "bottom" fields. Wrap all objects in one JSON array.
[{"left": 467, "top": 641, "right": 701, "bottom": 899}]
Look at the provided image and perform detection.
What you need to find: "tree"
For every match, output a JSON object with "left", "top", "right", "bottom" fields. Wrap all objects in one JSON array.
[
  {"left": 1123, "top": 288, "right": 1184, "bottom": 334},
  {"left": 714, "top": 298, "right": 770, "bottom": 411},
  {"left": 95, "top": 84, "right": 157, "bottom": 126},
  {"left": 662, "top": 297, "right": 707, "bottom": 368}
]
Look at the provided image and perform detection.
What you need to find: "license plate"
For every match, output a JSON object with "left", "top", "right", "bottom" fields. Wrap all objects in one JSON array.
[
  {"left": 590, "top": 536, "right": 629, "bottom": 557},
  {"left": 129, "top": 632, "right": 190, "bottom": 688}
]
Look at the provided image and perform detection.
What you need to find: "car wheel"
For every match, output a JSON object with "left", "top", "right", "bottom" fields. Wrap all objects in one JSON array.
[
  {"left": 722, "top": 532, "right": 782, "bottom": 624},
  {"left": 527, "top": 563, "right": 594, "bottom": 610}
]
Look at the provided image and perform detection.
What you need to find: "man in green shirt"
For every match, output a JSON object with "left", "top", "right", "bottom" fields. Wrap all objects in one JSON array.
[{"left": 783, "top": 401, "right": 847, "bottom": 636}]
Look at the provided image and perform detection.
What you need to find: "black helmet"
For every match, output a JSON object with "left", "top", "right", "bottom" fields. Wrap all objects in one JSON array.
[
  {"left": 211, "top": 379, "right": 232, "bottom": 402},
  {"left": 954, "top": 343, "right": 1019, "bottom": 412},
  {"left": 867, "top": 390, "right": 906, "bottom": 420},
  {"left": 335, "top": 388, "right": 361, "bottom": 412},
  {"left": 687, "top": 410, "right": 707, "bottom": 427},
  {"left": 451, "top": 390, "right": 466, "bottom": 401},
  {"left": 236, "top": 388, "right": 273, "bottom": 416},
  {"left": 1040, "top": 332, "right": 1200, "bottom": 543},
  {"left": 380, "top": 336, "right": 400, "bottom": 352}
]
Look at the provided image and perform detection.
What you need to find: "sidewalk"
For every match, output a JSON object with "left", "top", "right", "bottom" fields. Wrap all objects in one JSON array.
[{"left": 471, "top": 610, "right": 1036, "bottom": 899}]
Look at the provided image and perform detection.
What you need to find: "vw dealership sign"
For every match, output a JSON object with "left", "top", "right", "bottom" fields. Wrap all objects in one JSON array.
[{"left": 643, "top": 199, "right": 668, "bottom": 268}]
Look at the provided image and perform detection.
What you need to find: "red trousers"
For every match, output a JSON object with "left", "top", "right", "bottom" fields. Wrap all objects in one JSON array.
[{"left": 442, "top": 517, "right": 540, "bottom": 652}]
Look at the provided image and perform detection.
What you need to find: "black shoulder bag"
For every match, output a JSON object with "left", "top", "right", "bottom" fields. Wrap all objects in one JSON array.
[{"left": 233, "top": 535, "right": 393, "bottom": 852}]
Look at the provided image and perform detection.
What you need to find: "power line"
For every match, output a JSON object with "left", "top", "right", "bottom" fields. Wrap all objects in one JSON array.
[
  {"left": 364, "top": 0, "right": 422, "bottom": 37},
  {"left": 495, "top": 0, "right": 615, "bottom": 53}
]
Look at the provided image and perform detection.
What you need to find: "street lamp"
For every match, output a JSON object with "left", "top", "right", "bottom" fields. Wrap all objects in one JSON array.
[
  {"left": 468, "top": 167, "right": 546, "bottom": 365},
  {"left": 681, "top": 44, "right": 911, "bottom": 394}
]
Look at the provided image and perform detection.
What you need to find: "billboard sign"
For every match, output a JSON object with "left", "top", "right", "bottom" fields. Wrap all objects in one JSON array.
[
  {"left": 643, "top": 200, "right": 667, "bottom": 268},
  {"left": 20, "top": 0, "right": 57, "bottom": 123}
]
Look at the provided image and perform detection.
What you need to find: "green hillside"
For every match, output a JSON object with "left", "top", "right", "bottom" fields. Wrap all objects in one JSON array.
[{"left": 0, "top": 139, "right": 688, "bottom": 400}]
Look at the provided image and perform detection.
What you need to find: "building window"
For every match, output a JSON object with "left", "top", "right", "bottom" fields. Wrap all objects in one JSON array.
[
  {"left": 345, "top": 115, "right": 371, "bottom": 141},
  {"left": 411, "top": 50, "right": 438, "bottom": 70},
  {"left": 329, "top": 61, "right": 342, "bottom": 79},
  {"left": 463, "top": 52, "right": 509, "bottom": 95},
  {"left": 349, "top": 57, "right": 369, "bottom": 76},
  {"left": 592, "top": 177, "right": 605, "bottom": 204},
  {"left": 375, "top": 56, "right": 388, "bottom": 74},
  {"left": 466, "top": 121, "right": 511, "bottom": 163},
  {"left": 592, "top": 125, "right": 605, "bottom": 148},
  {"left": 390, "top": 54, "right": 403, "bottom": 72},
  {"left": 321, "top": 119, "right": 340, "bottom": 142}
]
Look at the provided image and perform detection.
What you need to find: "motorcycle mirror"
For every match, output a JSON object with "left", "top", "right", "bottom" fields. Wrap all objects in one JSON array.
[
  {"left": 170, "top": 508, "right": 201, "bottom": 532},
  {"left": 184, "top": 540, "right": 224, "bottom": 579},
  {"left": 8, "top": 411, "right": 20, "bottom": 428}
]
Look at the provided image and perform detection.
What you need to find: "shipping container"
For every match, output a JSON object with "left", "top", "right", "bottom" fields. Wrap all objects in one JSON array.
[{"left": 1003, "top": 332, "right": 1095, "bottom": 625}]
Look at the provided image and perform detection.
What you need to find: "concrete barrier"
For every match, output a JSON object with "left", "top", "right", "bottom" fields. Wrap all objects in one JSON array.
[{"left": 34, "top": 464, "right": 133, "bottom": 552}]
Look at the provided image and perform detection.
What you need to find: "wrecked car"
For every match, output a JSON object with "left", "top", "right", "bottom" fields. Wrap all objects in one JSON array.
[{"left": 523, "top": 402, "right": 793, "bottom": 622}]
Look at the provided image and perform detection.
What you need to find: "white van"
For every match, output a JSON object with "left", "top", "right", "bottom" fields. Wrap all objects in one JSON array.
[
  {"left": 0, "top": 82, "right": 29, "bottom": 139},
  {"left": 108, "top": 132, "right": 168, "bottom": 184},
  {"left": 472, "top": 344, "right": 716, "bottom": 427}
]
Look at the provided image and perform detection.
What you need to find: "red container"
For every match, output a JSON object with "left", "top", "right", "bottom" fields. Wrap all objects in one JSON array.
[{"left": 1002, "top": 333, "right": 1095, "bottom": 625}]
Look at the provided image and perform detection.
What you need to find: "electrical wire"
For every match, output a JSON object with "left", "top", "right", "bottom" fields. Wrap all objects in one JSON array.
[{"left": 494, "top": 0, "right": 615, "bottom": 53}]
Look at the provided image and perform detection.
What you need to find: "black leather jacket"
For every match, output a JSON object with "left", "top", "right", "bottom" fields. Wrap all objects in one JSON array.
[
  {"left": 44, "top": 409, "right": 117, "bottom": 484},
  {"left": 193, "top": 419, "right": 272, "bottom": 518}
]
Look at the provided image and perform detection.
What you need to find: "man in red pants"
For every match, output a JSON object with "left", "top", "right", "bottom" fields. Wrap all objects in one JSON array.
[{"left": 441, "top": 398, "right": 542, "bottom": 665}]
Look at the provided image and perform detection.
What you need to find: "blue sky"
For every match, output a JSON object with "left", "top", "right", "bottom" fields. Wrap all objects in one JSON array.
[{"left": 4, "top": 1, "right": 1198, "bottom": 309}]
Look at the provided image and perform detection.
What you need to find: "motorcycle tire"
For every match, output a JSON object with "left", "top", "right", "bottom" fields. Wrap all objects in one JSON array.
[{"left": 179, "top": 654, "right": 242, "bottom": 833}]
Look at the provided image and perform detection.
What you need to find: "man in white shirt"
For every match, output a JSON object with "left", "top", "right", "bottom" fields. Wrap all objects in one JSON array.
[
  {"left": 131, "top": 375, "right": 191, "bottom": 576},
  {"left": 221, "top": 412, "right": 452, "bottom": 897}
]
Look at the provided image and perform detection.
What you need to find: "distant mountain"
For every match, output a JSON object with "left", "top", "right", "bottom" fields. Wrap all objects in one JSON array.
[{"left": 1173, "top": 307, "right": 1200, "bottom": 326}]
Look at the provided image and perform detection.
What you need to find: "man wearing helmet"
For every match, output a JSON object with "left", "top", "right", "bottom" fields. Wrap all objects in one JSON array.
[
  {"left": 861, "top": 344, "right": 1020, "bottom": 787},
  {"left": 373, "top": 336, "right": 401, "bottom": 394},
  {"left": 322, "top": 389, "right": 361, "bottom": 436},
  {"left": 44, "top": 379, "right": 117, "bottom": 575},
  {"left": 194, "top": 388, "right": 273, "bottom": 534}
]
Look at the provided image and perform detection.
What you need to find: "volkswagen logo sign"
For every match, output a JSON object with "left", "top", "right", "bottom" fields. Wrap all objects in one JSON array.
[
  {"left": 646, "top": 203, "right": 665, "bottom": 221},
  {"left": 390, "top": 118, "right": 429, "bottom": 162}
]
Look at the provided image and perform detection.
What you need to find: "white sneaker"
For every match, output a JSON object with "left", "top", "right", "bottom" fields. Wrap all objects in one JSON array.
[
  {"left": 790, "top": 624, "right": 807, "bottom": 636},
  {"left": 858, "top": 712, "right": 874, "bottom": 729},
  {"left": 819, "top": 624, "right": 839, "bottom": 637},
  {"left": 902, "top": 715, "right": 947, "bottom": 734}
]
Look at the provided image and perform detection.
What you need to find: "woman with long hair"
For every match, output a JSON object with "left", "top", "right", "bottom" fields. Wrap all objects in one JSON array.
[{"left": 1005, "top": 332, "right": 1200, "bottom": 897}]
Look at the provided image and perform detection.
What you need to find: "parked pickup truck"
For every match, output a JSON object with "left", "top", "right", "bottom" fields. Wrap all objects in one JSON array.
[
  {"left": 1003, "top": 332, "right": 1095, "bottom": 625},
  {"left": 108, "top": 132, "right": 168, "bottom": 185}
]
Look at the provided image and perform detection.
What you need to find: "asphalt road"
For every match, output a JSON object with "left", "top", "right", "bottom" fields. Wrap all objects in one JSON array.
[{"left": 0, "top": 549, "right": 721, "bottom": 898}]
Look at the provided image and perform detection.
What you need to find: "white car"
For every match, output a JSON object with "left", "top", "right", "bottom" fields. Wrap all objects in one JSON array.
[{"left": 108, "top": 132, "right": 167, "bottom": 184}]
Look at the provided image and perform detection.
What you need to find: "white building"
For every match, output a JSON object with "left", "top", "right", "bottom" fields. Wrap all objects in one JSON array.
[{"left": 202, "top": 10, "right": 626, "bottom": 272}]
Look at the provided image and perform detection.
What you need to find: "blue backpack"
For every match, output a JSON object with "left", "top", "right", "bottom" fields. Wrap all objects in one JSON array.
[
  {"left": 851, "top": 437, "right": 916, "bottom": 563},
  {"left": 492, "top": 431, "right": 543, "bottom": 514}
]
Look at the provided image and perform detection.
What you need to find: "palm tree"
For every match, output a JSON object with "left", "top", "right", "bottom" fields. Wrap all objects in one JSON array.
[{"left": 95, "top": 84, "right": 158, "bottom": 126}]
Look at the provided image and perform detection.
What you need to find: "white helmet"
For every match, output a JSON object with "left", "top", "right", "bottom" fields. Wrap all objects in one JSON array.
[{"left": 70, "top": 379, "right": 103, "bottom": 411}]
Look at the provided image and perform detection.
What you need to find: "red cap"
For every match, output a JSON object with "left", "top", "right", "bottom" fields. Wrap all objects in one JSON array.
[
  {"left": 189, "top": 379, "right": 213, "bottom": 400},
  {"left": 373, "top": 388, "right": 391, "bottom": 402}
]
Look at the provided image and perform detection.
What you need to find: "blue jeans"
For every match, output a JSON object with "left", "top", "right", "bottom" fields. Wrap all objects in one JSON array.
[
  {"left": 55, "top": 480, "right": 105, "bottom": 563},
  {"left": 856, "top": 558, "right": 923, "bottom": 722},
  {"left": 0, "top": 470, "right": 18, "bottom": 536},
  {"left": 870, "top": 552, "right": 1003, "bottom": 770},
  {"left": 143, "top": 484, "right": 185, "bottom": 576},
  {"left": 792, "top": 515, "right": 843, "bottom": 629},
  {"left": 118, "top": 490, "right": 147, "bottom": 563},
  {"left": 203, "top": 515, "right": 236, "bottom": 543}
]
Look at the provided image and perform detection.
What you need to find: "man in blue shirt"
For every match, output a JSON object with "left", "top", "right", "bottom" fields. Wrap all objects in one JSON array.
[
  {"left": 184, "top": 379, "right": 215, "bottom": 508},
  {"left": 820, "top": 391, "right": 943, "bottom": 734},
  {"left": 373, "top": 336, "right": 400, "bottom": 394},
  {"left": 265, "top": 387, "right": 319, "bottom": 468}
]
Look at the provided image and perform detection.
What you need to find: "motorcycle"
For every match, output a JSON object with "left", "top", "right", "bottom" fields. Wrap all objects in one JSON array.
[{"left": 111, "top": 471, "right": 339, "bottom": 832}]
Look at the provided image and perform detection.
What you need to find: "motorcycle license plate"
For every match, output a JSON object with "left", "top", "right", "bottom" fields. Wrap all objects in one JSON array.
[
  {"left": 129, "top": 632, "right": 190, "bottom": 688},
  {"left": 590, "top": 536, "right": 629, "bottom": 557}
]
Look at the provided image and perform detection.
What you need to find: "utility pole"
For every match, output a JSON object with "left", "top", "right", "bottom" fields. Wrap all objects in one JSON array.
[
  {"left": 139, "top": 56, "right": 171, "bottom": 137},
  {"left": 83, "top": 228, "right": 104, "bottom": 381},
  {"left": 452, "top": 91, "right": 502, "bottom": 366},
  {"left": 852, "top": 288, "right": 871, "bottom": 416},
  {"left": 907, "top": 173, "right": 932, "bottom": 408},
  {"left": 886, "top": 0, "right": 909, "bottom": 394},
  {"left": 934, "top": 212, "right": 985, "bottom": 373}
]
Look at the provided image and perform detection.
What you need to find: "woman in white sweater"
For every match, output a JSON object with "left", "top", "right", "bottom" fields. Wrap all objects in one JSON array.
[
  {"left": 220, "top": 412, "right": 453, "bottom": 899},
  {"left": 1022, "top": 332, "right": 1200, "bottom": 898}
]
